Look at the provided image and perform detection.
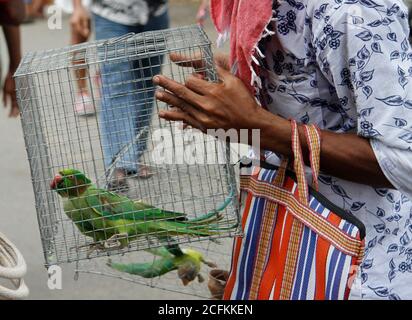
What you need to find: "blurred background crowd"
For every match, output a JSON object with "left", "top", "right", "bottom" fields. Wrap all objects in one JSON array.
[{"left": 0, "top": 0, "right": 209, "bottom": 118}]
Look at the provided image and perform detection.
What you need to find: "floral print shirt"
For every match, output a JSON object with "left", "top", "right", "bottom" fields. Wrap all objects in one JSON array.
[{"left": 257, "top": 0, "right": 412, "bottom": 300}]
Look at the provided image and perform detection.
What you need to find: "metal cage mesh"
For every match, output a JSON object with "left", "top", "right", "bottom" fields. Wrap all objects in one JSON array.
[
  {"left": 15, "top": 25, "right": 240, "bottom": 268},
  {"left": 74, "top": 239, "right": 233, "bottom": 299}
]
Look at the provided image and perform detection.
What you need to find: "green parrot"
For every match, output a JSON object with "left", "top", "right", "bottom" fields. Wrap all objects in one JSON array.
[
  {"left": 50, "top": 169, "right": 234, "bottom": 252},
  {"left": 107, "top": 245, "right": 217, "bottom": 285}
]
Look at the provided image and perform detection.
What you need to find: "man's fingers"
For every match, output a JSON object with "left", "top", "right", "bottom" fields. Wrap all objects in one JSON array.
[
  {"left": 185, "top": 75, "right": 212, "bottom": 95},
  {"left": 156, "top": 90, "right": 192, "bottom": 111},
  {"left": 214, "top": 53, "right": 231, "bottom": 71},
  {"left": 216, "top": 65, "right": 232, "bottom": 82},
  {"left": 159, "top": 108, "right": 204, "bottom": 132},
  {"left": 169, "top": 52, "right": 205, "bottom": 69},
  {"left": 155, "top": 90, "right": 204, "bottom": 119},
  {"left": 80, "top": 18, "right": 90, "bottom": 38},
  {"left": 153, "top": 75, "right": 202, "bottom": 106}
]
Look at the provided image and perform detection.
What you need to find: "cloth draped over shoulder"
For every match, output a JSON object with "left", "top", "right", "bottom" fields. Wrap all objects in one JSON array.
[{"left": 210, "top": 0, "right": 273, "bottom": 92}]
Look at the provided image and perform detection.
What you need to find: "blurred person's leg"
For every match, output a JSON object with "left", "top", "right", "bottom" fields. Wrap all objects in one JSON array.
[
  {"left": 94, "top": 14, "right": 135, "bottom": 184},
  {"left": 71, "top": 20, "right": 94, "bottom": 116},
  {"left": 1, "top": 25, "right": 22, "bottom": 117},
  {"left": 0, "top": 0, "right": 26, "bottom": 25},
  {"left": 130, "top": 11, "right": 170, "bottom": 178},
  {"left": 94, "top": 14, "right": 169, "bottom": 187},
  {"left": 94, "top": 12, "right": 169, "bottom": 187}
]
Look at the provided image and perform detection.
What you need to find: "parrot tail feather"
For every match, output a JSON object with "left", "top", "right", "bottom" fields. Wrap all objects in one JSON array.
[
  {"left": 184, "top": 187, "right": 235, "bottom": 225},
  {"left": 185, "top": 211, "right": 224, "bottom": 225}
]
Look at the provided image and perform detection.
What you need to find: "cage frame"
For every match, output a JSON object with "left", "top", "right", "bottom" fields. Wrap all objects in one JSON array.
[{"left": 15, "top": 25, "right": 241, "bottom": 268}]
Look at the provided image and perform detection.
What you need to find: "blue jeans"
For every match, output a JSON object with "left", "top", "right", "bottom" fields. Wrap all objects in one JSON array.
[{"left": 94, "top": 12, "right": 169, "bottom": 173}]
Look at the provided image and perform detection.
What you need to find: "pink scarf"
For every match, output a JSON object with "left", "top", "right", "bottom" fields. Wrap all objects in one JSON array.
[{"left": 210, "top": 0, "right": 273, "bottom": 93}]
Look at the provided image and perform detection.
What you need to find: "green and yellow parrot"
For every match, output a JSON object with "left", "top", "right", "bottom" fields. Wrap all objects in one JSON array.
[
  {"left": 50, "top": 169, "right": 233, "bottom": 252},
  {"left": 107, "top": 245, "right": 217, "bottom": 285}
]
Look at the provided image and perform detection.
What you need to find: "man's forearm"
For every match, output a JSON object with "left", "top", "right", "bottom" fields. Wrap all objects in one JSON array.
[
  {"left": 257, "top": 111, "right": 393, "bottom": 188},
  {"left": 2, "top": 25, "right": 21, "bottom": 71}
]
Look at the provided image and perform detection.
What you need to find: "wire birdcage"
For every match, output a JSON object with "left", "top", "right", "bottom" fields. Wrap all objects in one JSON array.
[{"left": 14, "top": 25, "right": 240, "bottom": 269}]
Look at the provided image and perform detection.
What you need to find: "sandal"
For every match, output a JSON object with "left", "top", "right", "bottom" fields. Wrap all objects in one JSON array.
[
  {"left": 136, "top": 165, "right": 155, "bottom": 180},
  {"left": 107, "top": 168, "right": 129, "bottom": 193}
]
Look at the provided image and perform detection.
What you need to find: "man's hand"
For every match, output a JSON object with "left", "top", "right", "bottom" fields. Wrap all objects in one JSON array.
[
  {"left": 70, "top": 5, "right": 90, "bottom": 39},
  {"left": 154, "top": 66, "right": 262, "bottom": 132},
  {"left": 214, "top": 53, "right": 230, "bottom": 71},
  {"left": 170, "top": 52, "right": 230, "bottom": 72},
  {"left": 3, "top": 71, "right": 19, "bottom": 118}
]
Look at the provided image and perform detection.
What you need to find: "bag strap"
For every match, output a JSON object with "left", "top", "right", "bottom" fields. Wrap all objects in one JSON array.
[
  {"left": 303, "top": 124, "right": 322, "bottom": 191},
  {"left": 239, "top": 176, "right": 365, "bottom": 257},
  {"left": 291, "top": 120, "right": 309, "bottom": 205},
  {"left": 290, "top": 120, "right": 322, "bottom": 204},
  {"left": 273, "top": 157, "right": 288, "bottom": 187},
  {"left": 278, "top": 121, "right": 322, "bottom": 299}
]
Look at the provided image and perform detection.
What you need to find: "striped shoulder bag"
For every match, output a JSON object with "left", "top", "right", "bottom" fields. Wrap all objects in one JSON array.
[{"left": 224, "top": 120, "right": 366, "bottom": 300}]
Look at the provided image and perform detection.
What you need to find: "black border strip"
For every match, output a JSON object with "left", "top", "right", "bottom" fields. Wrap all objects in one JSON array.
[{"left": 240, "top": 161, "right": 366, "bottom": 240}]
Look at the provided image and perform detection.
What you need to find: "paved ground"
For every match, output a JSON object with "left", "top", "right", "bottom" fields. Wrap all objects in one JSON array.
[{"left": 0, "top": 1, "right": 231, "bottom": 300}]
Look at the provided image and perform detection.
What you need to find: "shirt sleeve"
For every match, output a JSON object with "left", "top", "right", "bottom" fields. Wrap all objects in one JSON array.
[{"left": 311, "top": 0, "right": 412, "bottom": 198}]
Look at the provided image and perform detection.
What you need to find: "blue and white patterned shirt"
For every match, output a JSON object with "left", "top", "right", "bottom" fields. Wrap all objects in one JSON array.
[{"left": 258, "top": 0, "right": 412, "bottom": 299}]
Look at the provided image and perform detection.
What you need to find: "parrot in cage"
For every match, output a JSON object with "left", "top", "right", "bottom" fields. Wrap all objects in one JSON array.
[
  {"left": 107, "top": 245, "right": 217, "bottom": 286},
  {"left": 50, "top": 169, "right": 234, "bottom": 253}
]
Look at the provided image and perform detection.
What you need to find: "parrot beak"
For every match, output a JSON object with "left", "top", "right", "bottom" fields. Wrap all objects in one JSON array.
[{"left": 50, "top": 174, "right": 63, "bottom": 190}]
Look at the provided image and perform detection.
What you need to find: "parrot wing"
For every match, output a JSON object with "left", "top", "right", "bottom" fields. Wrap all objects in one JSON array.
[
  {"left": 84, "top": 187, "right": 186, "bottom": 222},
  {"left": 145, "top": 246, "right": 175, "bottom": 258},
  {"left": 133, "top": 199, "right": 188, "bottom": 222},
  {"left": 108, "top": 248, "right": 205, "bottom": 285},
  {"left": 63, "top": 199, "right": 95, "bottom": 234},
  {"left": 165, "top": 244, "right": 185, "bottom": 257},
  {"left": 143, "top": 220, "right": 220, "bottom": 237}
]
